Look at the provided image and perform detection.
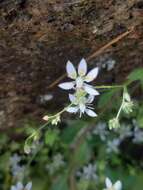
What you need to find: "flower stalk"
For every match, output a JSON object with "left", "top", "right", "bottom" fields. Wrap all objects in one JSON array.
[{"left": 25, "top": 58, "right": 132, "bottom": 152}]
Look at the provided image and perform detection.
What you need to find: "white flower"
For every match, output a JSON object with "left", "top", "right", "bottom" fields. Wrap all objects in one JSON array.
[
  {"left": 93, "top": 122, "right": 109, "bottom": 141},
  {"left": 46, "top": 153, "right": 65, "bottom": 175},
  {"left": 66, "top": 93, "right": 97, "bottom": 117},
  {"left": 77, "top": 163, "right": 97, "bottom": 180},
  {"left": 58, "top": 58, "right": 100, "bottom": 96},
  {"left": 11, "top": 182, "right": 32, "bottom": 190},
  {"left": 102, "top": 59, "right": 116, "bottom": 71},
  {"left": 10, "top": 154, "right": 25, "bottom": 180},
  {"left": 106, "top": 139, "right": 120, "bottom": 154},
  {"left": 133, "top": 127, "right": 143, "bottom": 143},
  {"left": 104, "top": 177, "right": 122, "bottom": 190},
  {"left": 12, "top": 165, "right": 25, "bottom": 179},
  {"left": 10, "top": 154, "right": 21, "bottom": 167},
  {"left": 58, "top": 59, "right": 100, "bottom": 118},
  {"left": 116, "top": 124, "right": 132, "bottom": 141},
  {"left": 39, "top": 94, "right": 53, "bottom": 104},
  {"left": 52, "top": 153, "right": 65, "bottom": 168}
]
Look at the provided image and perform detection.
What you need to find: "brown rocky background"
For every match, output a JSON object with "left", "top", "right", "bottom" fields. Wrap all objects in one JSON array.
[{"left": 0, "top": 0, "right": 143, "bottom": 130}]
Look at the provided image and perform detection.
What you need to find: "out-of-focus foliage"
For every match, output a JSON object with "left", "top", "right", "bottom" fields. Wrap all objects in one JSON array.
[{"left": 0, "top": 68, "right": 143, "bottom": 190}]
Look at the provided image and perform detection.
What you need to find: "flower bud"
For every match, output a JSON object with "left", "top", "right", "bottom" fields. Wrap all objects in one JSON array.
[
  {"left": 109, "top": 118, "right": 120, "bottom": 129},
  {"left": 43, "top": 115, "right": 49, "bottom": 121}
]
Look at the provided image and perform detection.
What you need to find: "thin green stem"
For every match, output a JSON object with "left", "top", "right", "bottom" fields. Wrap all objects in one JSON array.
[
  {"left": 25, "top": 84, "right": 127, "bottom": 149},
  {"left": 24, "top": 103, "right": 73, "bottom": 150},
  {"left": 95, "top": 85, "right": 124, "bottom": 89},
  {"left": 23, "top": 143, "right": 43, "bottom": 182},
  {"left": 48, "top": 103, "right": 73, "bottom": 120},
  {"left": 94, "top": 84, "right": 127, "bottom": 119},
  {"left": 23, "top": 103, "right": 73, "bottom": 181},
  {"left": 116, "top": 87, "right": 125, "bottom": 119}
]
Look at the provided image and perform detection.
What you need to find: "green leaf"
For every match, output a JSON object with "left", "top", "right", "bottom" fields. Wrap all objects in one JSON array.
[
  {"left": 137, "top": 104, "right": 143, "bottom": 128},
  {"left": 61, "top": 120, "right": 87, "bottom": 144},
  {"left": 0, "top": 152, "right": 10, "bottom": 170},
  {"left": 0, "top": 134, "right": 8, "bottom": 146},
  {"left": 74, "top": 141, "right": 91, "bottom": 165},
  {"left": 51, "top": 175, "right": 68, "bottom": 190},
  {"left": 98, "top": 89, "right": 117, "bottom": 108},
  {"left": 78, "top": 179, "right": 90, "bottom": 190},
  {"left": 127, "top": 68, "right": 143, "bottom": 82},
  {"left": 45, "top": 129, "right": 59, "bottom": 146},
  {"left": 32, "top": 176, "right": 48, "bottom": 190}
]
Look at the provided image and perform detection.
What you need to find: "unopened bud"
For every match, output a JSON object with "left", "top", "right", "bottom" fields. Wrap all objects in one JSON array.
[
  {"left": 43, "top": 115, "right": 49, "bottom": 121},
  {"left": 109, "top": 118, "right": 120, "bottom": 130}
]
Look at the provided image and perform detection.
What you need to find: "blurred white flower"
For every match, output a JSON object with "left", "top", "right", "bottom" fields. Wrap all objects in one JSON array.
[
  {"left": 103, "top": 59, "right": 116, "bottom": 71},
  {"left": 93, "top": 122, "right": 108, "bottom": 141},
  {"left": 46, "top": 153, "right": 65, "bottom": 175},
  {"left": 106, "top": 139, "right": 120, "bottom": 154},
  {"left": 132, "top": 120, "right": 143, "bottom": 143},
  {"left": 58, "top": 58, "right": 99, "bottom": 96},
  {"left": 133, "top": 127, "right": 143, "bottom": 143},
  {"left": 10, "top": 154, "right": 25, "bottom": 180},
  {"left": 132, "top": 119, "right": 138, "bottom": 128},
  {"left": 53, "top": 153, "right": 65, "bottom": 167},
  {"left": 77, "top": 163, "right": 98, "bottom": 180},
  {"left": 11, "top": 182, "right": 32, "bottom": 190},
  {"left": 117, "top": 125, "right": 132, "bottom": 141},
  {"left": 12, "top": 165, "right": 25, "bottom": 179},
  {"left": 104, "top": 177, "right": 122, "bottom": 190},
  {"left": 39, "top": 94, "right": 53, "bottom": 104},
  {"left": 10, "top": 154, "right": 21, "bottom": 166},
  {"left": 66, "top": 93, "right": 97, "bottom": 117},
  {"left": 96, "top": 55, "right": 116, "bottom": 71}
]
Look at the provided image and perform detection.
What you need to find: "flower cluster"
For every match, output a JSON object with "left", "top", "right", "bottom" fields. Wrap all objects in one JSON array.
[
  {"left": 59, "top": 58, "right": 99, "bottom": 117},
  {"left": 122, "top": 88, "right": 134, "bottom": 114},
  {"left": 109, "top": 118, "right": 120, "bottom": 130},
  {"left": 11, "top": 182, "right": 32, "bottom": 190},
  {"left": 108, "top": 87, "right": 134, "bottom": 130}
]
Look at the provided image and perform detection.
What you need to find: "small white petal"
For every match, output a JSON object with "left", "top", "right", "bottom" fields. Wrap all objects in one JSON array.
[
  {"left": 58, "top": 82, "right": 75, "bottom": 90},
  {"left": 66, "top": 61, "right": 77, "bottom": 79},
  {"left": 84, "top": 85, "right": 100, "bottom": 96},
  {"left": 85, "top": 67, "right": 99, "bottom": 82},
  {"left": 113, "top": 181, "right": 122, "bottom": 190},
  {"left": 25, "top": 182, "right": 32, "bottom": 190},
  {"left": 79, "top": 103, "right": 86, "bottom": 113},
  {"left": 87, "top": 95, "right": 95, "bottom": 103},
  {"left": 69, "top": 94, "right": 76, "bottom": 103},
  {"left": 78, "top": 58, "right": 87, "bottom": 76},
  {"left": 105, "top": 178, "right": 112, "bottom": 188},
  {"left": 66, "top": 106, "right": 78, "bottom": 113},
  {"left": 85, "top": 109, "right": 97, "bottom": 117}
]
